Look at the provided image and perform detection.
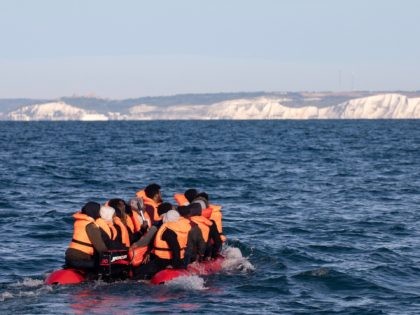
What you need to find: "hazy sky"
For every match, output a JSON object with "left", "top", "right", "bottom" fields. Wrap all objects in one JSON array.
[{"left": 1, "top": 0, "right": 419, "bottom": 99}]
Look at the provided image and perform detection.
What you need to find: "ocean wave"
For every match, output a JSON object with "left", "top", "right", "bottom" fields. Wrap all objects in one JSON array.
[
  {"left": 0, "top": 277, "right": 53, "bottom": 303},
  {"left": 293, "top": 267, "right": 394, "bottom": 293},
  {"left": 165, "top": 275, "right": 207, "bottom": 291}
]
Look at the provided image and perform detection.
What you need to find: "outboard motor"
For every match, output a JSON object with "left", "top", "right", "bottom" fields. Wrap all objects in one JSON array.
[{"left": 99, "top": 250, "right": 130, "bottom": 281}]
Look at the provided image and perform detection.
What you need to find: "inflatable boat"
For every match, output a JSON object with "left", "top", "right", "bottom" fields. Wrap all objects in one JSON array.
[{"left": 45, "top": 255, "right": 224, "bottom": 285}]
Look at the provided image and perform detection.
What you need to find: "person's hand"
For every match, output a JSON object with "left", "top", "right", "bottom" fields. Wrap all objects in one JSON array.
[{"left": 142, "top": 254, "right": 150, "bottom": 264}]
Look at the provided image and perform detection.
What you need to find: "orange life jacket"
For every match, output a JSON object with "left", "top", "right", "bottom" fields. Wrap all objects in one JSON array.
[
  {"left": 153, "top": 217, "right": 191, "bottom": 260},
  {"left": 95, "top": 218, "right": 117, "bottom": 241},
  {"left": 189, "top": 216, "right": 212, "bottom": 243},
  {"left": 113, "top": 216, "right": 130, "bottom": 247},
  {"left": 108, "top": 224, "right": 117, "bottom": 240},
  {"left": 142, "top": 211, "right": 152, "bottom": 228},
  {"left": 130, "top": 211, "right": 151, "bottom": 231},
  {"left": 129, "top": 246, "right": 148, "bottom": 267},
  {"left": 173, "top": 193, "right": 189, "bottom": 206},
  {"left": 126, "top": 215, "right": 135, "bottom": 234},
  {"left": 202, "top": 207, "right": 212, "bottom": 218},
  {"left": 68, "top": 212, "right": 97, "bottom": 256},
  {"left": 130, "top": 212, "right": 141, "bottom": 232},
  {"left": 136, "top": 189, "right": 161, "bottom": 222},
  {"left": 208, "top": 204, "right": 226, "bottom": 242}
]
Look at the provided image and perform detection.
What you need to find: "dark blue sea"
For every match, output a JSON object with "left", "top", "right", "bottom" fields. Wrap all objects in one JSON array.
[{"left": 1, "top": 120, "right": 420, "bottom": 314}]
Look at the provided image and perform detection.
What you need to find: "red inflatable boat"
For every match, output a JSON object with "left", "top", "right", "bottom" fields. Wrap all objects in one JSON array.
[
  {"left": 150, "top": 256, "right": 224, "bottom": 284},
  {"left": 45, "top": 256, "right": 224, "bottom": 285}
]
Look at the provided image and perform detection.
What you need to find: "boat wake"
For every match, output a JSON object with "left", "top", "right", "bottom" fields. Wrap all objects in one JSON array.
[
  {"left": 1, "top": 278, "right": 52, "bottom": 302},
  {"left": 161, "top": 245, "right": 254, "bottom": 290},
  {"left": 221, "top": 246, "right": 255, "bottom": 273},
  {"left": 165, "top": 275, "right": 207, "bottom": 291}
]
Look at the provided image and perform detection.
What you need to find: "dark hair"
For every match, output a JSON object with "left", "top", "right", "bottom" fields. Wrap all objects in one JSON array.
[
  {"left": 145, "top": 183, "right": 161, "bottom": 199},
  {"left": 157, "top": 202, "right": 173, "bottom": 216},
  {"left": 81, "top": 201, "right": 101, "bottom": 220},
  {"left": 177, "top": 205, "right": 191, "bottom": 217},
  {"left": 184, "top": 188, "right": 198, "bottom": 203},
  {"left": 196, "top": 192, "right": 209, "bottom": 201},
  {"left": 108, "top": 198, "right": 127, "bottom": 218}
]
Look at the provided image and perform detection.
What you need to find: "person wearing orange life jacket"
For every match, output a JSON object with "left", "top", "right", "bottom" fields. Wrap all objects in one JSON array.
[
  {"left": 132, "top": 204, "right": 188, "bottom": 279},
  {"left": 177, "top": 204, "right": 207, "bottom": 264},
  {"left": 107, "top": 198, "right": 134, "bottom": 248},
  {"left": 129, "top": 222, "right": 159, "bottom": 270},
  {"left": 127, "top": 198, "right": 161, "bottom": 272},
  {"left": 128, "top": 204, "right": 164, "bottom": 275},
  {"left": 182, "top": 189, "right": 224, "bottom": 258},
  {"left": 192, "top": 191, "right": 226, "bottom": 244},
  {"left": 128, "top": 197, "right": 150, "bottom": 234},
  {"left": 173, "top": 189, "right": 206, "bottom": 215},
  {"left": 96, "top": 205, "right": 126, "bottom": 250},
  {"left": 136, "top": 183, "right": 162, "bottom": 225},
  {"left": 65, "top": 202, "right": 109, "bottom": 271}
]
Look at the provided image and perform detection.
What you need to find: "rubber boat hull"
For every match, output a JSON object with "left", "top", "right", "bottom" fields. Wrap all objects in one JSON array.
[
  {"left": 45, "top": 268, "right": 86, "bottom": 285},
  {"left": 151, "top": 256, "right": 224, "bottom": 285},
  {"left": 45, "top": 256, "right": 224, "bottom": 285}
]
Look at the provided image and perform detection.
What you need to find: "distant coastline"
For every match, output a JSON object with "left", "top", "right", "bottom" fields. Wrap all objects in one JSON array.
[{"left": 1, "top": 91, "right": 420, "bottom": 120}]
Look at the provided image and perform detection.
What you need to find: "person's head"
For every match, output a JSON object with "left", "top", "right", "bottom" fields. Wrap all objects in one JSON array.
[
  {"left": 191, "top": 191, "right": 209, "bottom": 210},
  {"left": 129, "top": 197, "right": 144, "bottom": 213},
  {"left": 157, "top": 202, "right": 174, "bottom": 217},
  {"left": 108, "top": 198, "right": 127, "bottom": 219},
  {"left": 184, "top": 188, "right": 198, "bottom": 203},
  {"left": 196, "top": 192, "right": 209, "bottom": 201},
  {"left": 177, "top": 205, "right": 191, "bottom": 218},
  {"left": 100, "top": 205, "right": 115, "bottom": 223},
  {"left": 145, "top": 183, "right": 162, "bottom": 203},
  {"left": 81, "top": 201, "right": 101, "bottom": 220}
]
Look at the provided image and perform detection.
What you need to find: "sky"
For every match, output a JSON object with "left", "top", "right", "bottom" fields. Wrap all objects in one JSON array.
[{"left": 0, "top": 0, "right": 419, "bottom": 99}]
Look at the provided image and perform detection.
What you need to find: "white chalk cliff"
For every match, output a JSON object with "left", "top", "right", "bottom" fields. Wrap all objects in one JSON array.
[
  {"left": 205, "top": 94, "right": 420, "bottom": 119},
  {"left": 4, "top": 94, "right": 420, "bottom": 120},
  {"left": 6, "top": 102, "right": 108, "bottom": 121}
]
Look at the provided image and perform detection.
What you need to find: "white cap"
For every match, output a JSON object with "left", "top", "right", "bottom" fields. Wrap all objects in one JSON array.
[{"left": 100, "top": 205, "right": 115, "bottom": 222}]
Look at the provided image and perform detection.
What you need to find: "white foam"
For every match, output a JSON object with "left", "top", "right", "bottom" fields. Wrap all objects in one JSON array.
[
  {"left": 11, "top": 277, "right": 44, "bottom": 288},
  {"left": 0, "top": 291, "right": 14, "bottom": 302},
  {"left": 0, "top": 282, "right": 53, "bottom": 303},
  {"left": 337, "top": 297, "right": 374, "bottom": 307},
  {"left": 165, "top": 275, "right": 207, "bottom": 291},
  {"left": 221, "top": 246, "right": 255, "bottom": 273},
  {"left": 5, "top": 277, "right": 49, "bottom": 301}
]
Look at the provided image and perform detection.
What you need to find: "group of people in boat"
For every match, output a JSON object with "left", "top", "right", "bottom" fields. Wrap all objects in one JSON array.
[{"left": 64, "top": 184, "right": 226, "bottom": 280}]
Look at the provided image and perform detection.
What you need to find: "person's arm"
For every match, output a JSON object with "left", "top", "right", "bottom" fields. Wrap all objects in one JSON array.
[
  {"left": 193, "top": 226, "right": 206, "bottom": 259},
  {"left": 162, "top": 229, "right": 183, "bottom": 268},
  {"left": 131, "top": 226, "right": 158, "bottom": 248},
  {"left": 86, "top": 223, "right": 108, "bottom": 254},
  {"left": 209, "top": 222, "right": 222, "bottom": 257},
  {"left": 185, "top": 228, "right": 194, "bottom": 265},
  {"left": 188, "top": 203, "right": 202, "bottom": 216},
  {"left": 144, "top": 205, "right": 156, "bottom": 224}
]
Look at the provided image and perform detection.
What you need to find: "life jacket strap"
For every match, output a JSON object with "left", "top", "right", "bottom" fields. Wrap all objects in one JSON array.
[
  {"left": 71, "top": 238, "right": 94, "bottom": 248},
  {"left": 154, "top": 247, "right": 171, "bottom": 251},
  {"left": 154, "top": 246, "right": 187, "bottom": 251}
]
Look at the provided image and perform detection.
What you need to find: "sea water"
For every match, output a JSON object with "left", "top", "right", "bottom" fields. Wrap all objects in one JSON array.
[{"left": 0, "top": 120, "right": 420, "bottom": 314}]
